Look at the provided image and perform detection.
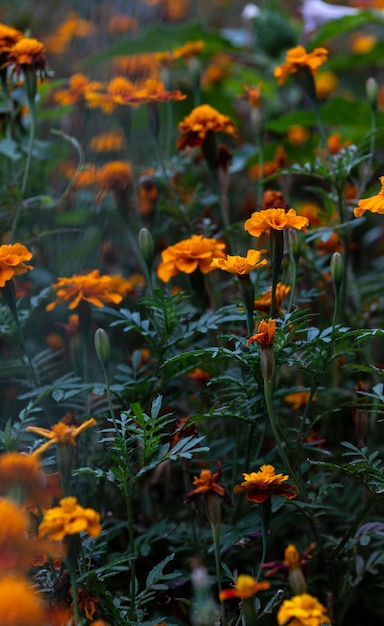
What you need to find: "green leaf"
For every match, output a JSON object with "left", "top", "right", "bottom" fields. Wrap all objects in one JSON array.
[{"left": 308, "top": 12, "right": 381, "bottom": 47}]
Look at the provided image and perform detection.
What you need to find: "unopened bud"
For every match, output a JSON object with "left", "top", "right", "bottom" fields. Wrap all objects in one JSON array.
[
  {"left": 139, "top": 227, "right": 154, "bottom": 269},
  {"left": 330, "top": 251, "right": 343, "bottom": 293},
  {"left": 366, "top": 77, "right": 378, "bottom": 110},
  {"left": 94, "top": 328, "right": 110, "bottom": 370}
]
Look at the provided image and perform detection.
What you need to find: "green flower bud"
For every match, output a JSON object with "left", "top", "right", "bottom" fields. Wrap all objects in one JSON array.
[
  {"left": 94, "top": 328, "right": 110, "bottom": 371},
  {"left": 366, "top": 77, "right": 378, "bottom": 110},
  {"left": 139, "top": 227, "right": 154, "bottom": 269},
  {"left": 330, "top": 251, "right": 343, "bottom": 293}
]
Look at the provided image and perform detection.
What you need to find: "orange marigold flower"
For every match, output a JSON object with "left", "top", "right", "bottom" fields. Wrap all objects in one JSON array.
[
  {"left": 244, "top": 208, "right": 309, "bottom": 238},
  {"left": 77, "top": 588, "right": 99, "bottom": 620},
  {"left": 287, "top": 124, "right": 310, "bottom": 146},
  {"left": 246, "top": 318, "right": 276, "bottom": 349},
  {"left": 277, "top": 593, "right": 330, "bottom": 626},
  {"left": 284, "top": 390, "right": 315, "bottom": 410},
  {"left": 7, "top": 37, "right": 47, "bottom": 78},
  {"left": 90, "top": 129, "right": 125, "bottom": 153},
  {"left": 234, "top": 464, "right": 298, "bottom": 503},
  {"left": 45, "top": 12, "right": 94, "bottom": 53},
  {"left": 219, "top": 575, "right": 270, "bottom": 601},
  {"left": 187, "top": 367, "right": 211, "bottom": 385},
  {"left": 254, "top": 282, "right": 291, "bottom": 314},
  {"left": 54, "top": 73, "right": 103, "bottom": 106},
  {"left": 262, "top": 189, "right": 290, "bottom": 212},
  {"left": 350, "top": 33, "right": 377, "bottom": 54},
  {"left": 121, "top": 77, "right": 187, "bottom": 105},
  {"left": 0, "top": 575, "right": 46, "bottom": 625},
  {"left": 354, "top": 176, "right": 384, "bottom": 217},
  {"left": 274, "top": 45, "right": 328, "bottom": 85},
  {"left": 157, "top": 235, "right": 226, "bottom": 282},
  {"left": 107, "top": 15, "right": 139, "bottom": 34},
  {"left": 113, "top": 54, "right": 160, "bottom": 80},
  {"left": 85, "top": 76, "right": 135, "bottom": 113},
  {"left": 177, "top": 104, "right": 237, "bottom": 150},
  {"left": 38, "top": 496, "right": 101, "bottom": 542},
  {"left": 0, "top": 452, "right": 47, "bottom": 505},
  {"left": 0, "top": 23, "right": 23, "bottom": 55},
  {"left": 211, "top": 249, "right": 267, "bottom": 275},
  {"left": 46, "top": 269, "right": 132, "bottom": 311},
  {"left": 185, "top": 461, "right": 232, "bottom": 506},
  {"left": 0, "top": 243, "right": 33, "bottom": 288},
  {"left": 95, "top": 161, "right": 132, "bottom": 203},
  {"left": 27, "top": 417, "right": 96, "bottom": 457},
  {"left": 314, "top": 70, "right": 338, "bottom": 100},
  {"left": 171, "top": 416, "right": 199, "bottom": 448},
  {"left": 173, "top": 40, "right": 204, "bottom": 60},
  {"left": 241, "top": 84, "right": 262, "bottom": 109}
]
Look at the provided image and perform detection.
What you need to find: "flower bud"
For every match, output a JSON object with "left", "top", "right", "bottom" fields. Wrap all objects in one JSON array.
[
  {"left": 94, "top": 328, "right": 110, "bottom": 371},
  {"left": 366, "top": 77, "right": 378, "bottom": 110},
  {"left": 138, "top": 227, "right": 154, "bottom": 269},
  {"left": 330, "top": 251, "right": 343, "bottom": 293}
]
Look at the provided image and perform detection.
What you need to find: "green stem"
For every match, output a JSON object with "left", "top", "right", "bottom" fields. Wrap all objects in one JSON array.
[
  {"left": 125, "top": 481, "right": 137, "bottom": 622},
  {"left": 287, "top": 256, "right": 298, "bottom": 314},
  {"left": 21, "top": 100, "right": 36, "bottom": 197},
  {"left": 212, "top": 524, "right": 225, "bottom": 626}
]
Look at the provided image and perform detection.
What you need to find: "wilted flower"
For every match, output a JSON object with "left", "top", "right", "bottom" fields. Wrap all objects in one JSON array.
[
  {"left": 273, "top": 45, "right": 328, "bottom": 85},
  {"left": 246, "top": 318, "right": 276, "bottom": 348},
  {"left": 0, "top": 243, "right": 33, "bottom": 288},
  {"left": 234, "top": 464, "right": 298, "bottom": 503},
  {"left": 277, "top": 592, "right": 331, "bottom": 626},
  {"left": 27, "top": 417, "right": 96, "bottom": 457},
  {"left": 177, "top": 104, "right": 237, "bottom": 150},
  {"left": 38, "top": 496, "right": 101, "bottom": 541},
  {"left": 157, "top": 235, "right": 226, "bottom": 282},
  {"left": 211, "top": 249, "right": 267, "bottom": 275},
  {"left": 244, "top": 208, "right": 309, "bottom": 237},
  {"left": 46, "top": 270, "right": 132, "bottom": 311},
  {"left": 354, "top": 176, "right": 384, "bottom": 217},
  {"left": 219, "top": 575, "right": 270, "bottom": 601},
  {"left": 77, "top": 588, "right": 99, "bottom": 620}
]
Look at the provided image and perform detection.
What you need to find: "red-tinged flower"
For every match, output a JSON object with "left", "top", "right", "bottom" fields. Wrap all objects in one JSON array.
[
  {"left": 354, "top": 176, "right": 384, "bottom": 218},
  {"left": 246, "top": 318, "right": 276, "bottom": 349},
  {"left": 184, "top": 461, "right": 232, "bottom": 507},
  {"left": 219, "top": 575, "right": 270, "bottom": 601},
  {"left": 274, "top": 45, "right": 328, "bottom": 85},
  {"left": 0, "top": 243, "right": 33, "bottom": 288},
  {"left": 177, "top": 104, "right": 237, "bottom": 151},
  {"left": 234, "top": 464, "right": 298, "bottom": 503}
]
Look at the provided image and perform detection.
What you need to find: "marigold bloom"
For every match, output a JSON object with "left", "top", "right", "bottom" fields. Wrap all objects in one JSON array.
[
  {"left": 85, "top": 76, "right": 134, "bottom": 113},
  {"left": 211, "top": 249, "right": 267, "bottom": 275},
  {"left": 120, "top": 77, "right": 186, "bottom": 105},
  {"left": 173, "top": 40, "right": 204, "bottom": 60},
  {"left": 246, "top": 318, "right": 276, "bottom": 349},
  {"left": 254, "top": 283, "right": 291, "bottom": 314},
  {"left": 234, "top": 464, "right": 298, "bottom": 503},
  {"left": 0, "top": 575, "right": 46, "bottom": 625},
  {"left": 284, "top": 390, "right": 315, "bottom": 410},
  {"left": 274, "top": 45, "right": 328, "bottom": 85},
  {"left": 277, "top": 593, "right": 330, "bottom": 626},
  {"left": 77, "top": 588, "right": 99, "bottom": 620},
  {"left": 177, "top": 104, "right": 237, "bottom": 150},
  {"left": 248, "top": 146, "right": 288, "bottom": 180},
  {"left": 219, "top": 575, "right": 270, "bottom": 601},
  {"left": 187, "top": 367, "right": 211, "bottom": 385},
  {"left": 54, "top": 73, "right": 103, "bottom": 106},
  {"left": 0, "top": 23, "right": 23, "bottom": 55},
  {"left": 262, "top": 189, "right": 290, "bottom": 212},
  {"left": 0, "top": 452, "right": 47, "bottom": 505},
  {"left": 241, "top": 84, "right": 262, "bottom": 109},
  {"left": 107, "top": 15, "right": 139, "bottom": 34},
  {"left": 7, "top": 37, "right": 47, "bottom": 79},
  {"left": 39, "top": 496, "right": 101, "bottom": 541},
  {"left": 90, "top": 129, "right": 125, "bottom": 153},
  {"left": 244, "top": 208, "right": 309, "bottom": 238},
  {"left": 287, "top": 124, "right": 310, "bottom": 146},
  {"left": 354, "top": 176, "right": 384, "bottom": 217},
  {"left": 263, "top": 543, "right": 315, "bottom": 578},
  {"left": 314, "top": 70, "right": 338, "bottom": 99},
  {"left": 46, "top": 269, "right": 132, "bottom": 311},
  {"left": 95, "top": 161, "right": 132, "bottom": 203},
  {"left": 185, "top": 462, "right": 232, "bottom": 505},
  {"left": 157, "top": 235, "right": 226, "bottom": 282},
  {"left": 351, "top": 33, "right": 377, "bottom": 54},
  {"left": 45, "top": 12, "right": 94, "bottom": 53},
  {"left": 27, "top": 417, "right": 96, "bottom": 457},
  {"left": 0, "top": 243, "right": 33, "bottom": 288}
]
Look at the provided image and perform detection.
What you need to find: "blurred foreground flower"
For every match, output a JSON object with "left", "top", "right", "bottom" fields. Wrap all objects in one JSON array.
[
  {"left": 0, "top": 574, "right": 46, "bottom": 626},
  {"left": 177, "top": 104, "right": 237, "bottom": 150},
  {"left": 244, "top": 208, "right": 309, "bottom": 237},
  {"left": 46, "top": 270, "right": 132, "bottom": 310},
  {"left": 28, "top": 417, "right": 96, "bottom": 457},
  {"left": 277, "top": 592, "right": 331, "bottom": 626},
  {"left": 157, "top": 235, "right": 226, "bottom": 282},
  {"left": 273, "top": 45, "right": 328, "bottom": 85},
  {"left": 354, "top": 176, "right": 384, "bottom": 217},
  {"left": 0, "top": 243, "right": 33, "bottom": 288},
  {"left": 234, "top": 464, "right": 298, "bottom": 503},
  {"left": 6, "top": 37, "right": 47, "bottom": 80},
  {"left": 0, "top": 23, "right": 23, "bottom": 58},
  {"left": 284, "top": 390, "right": 314, "bottom": 410},
  {"left": 219, "top": 574, "right": 270, "bottom": 601},
  {"left": 0, "top": 452, "right": 47, "bottom": 505},
  {"left": 39, "top": 496, "right": 101, "bottom": 541}
]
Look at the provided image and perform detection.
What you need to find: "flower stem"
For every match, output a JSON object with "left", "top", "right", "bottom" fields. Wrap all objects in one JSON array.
[{"left": 212, "top": 524, "right": 226, "bottom": 626}]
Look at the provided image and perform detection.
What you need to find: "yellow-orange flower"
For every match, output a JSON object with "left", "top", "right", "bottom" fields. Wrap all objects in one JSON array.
[
  {"left": 246, "top": 318, "right": 276, "bottom": 348},
  {"left": 287, "top": 124, "right": 310, "bottom": 146},
  {"left": 85, "top": 76, "right": 134, "bottom": 113},
  {"left": 274, "top": 45, "right": 328, "bottom": 85},
  {"left": 177, "top": 104, "right": 237, "bottom": 150},
  {"left": 173, "top": 40, "right": 204, "bottom": 60},
  {"left": 77, "top": 588, "right": 99, "bottom": 620},
  {"left": 0, "top": 575, "right": 46, "bottom": 625},
  {"left": 90, "top": 130, "right": 125, "bottom": 153},
  {"left": 45, "top": 12, "right": 94, "bottom": 53},
  {"left": 211, "top": 249, "right": 267, "bottom": 275},
  {"left": 234, "top": 464, "right": 298, "bottom": 503},
  {"left": 219, "top": 575, "right": 270, "bottom": 601},
  {"left": 95, "top": 161, "right": 132, "bottom": 203},
  {"left": 46, "top": 269, "right": 132, "bottom": 311},
  {"left": 0, "top": 243, "right": 33, "bottom": 288},
  {"left": 120, "top": 77, "right": 187, "bottom": 105},
  {"left": 7, "top": 37, "right": 47, "bottom": 78},
  {"left": 354, "top": 176, "right": 384, "bottom": 217},
  {"left": 240, "top": 84, "right": 262, "bottom": 109},
  {"left": 27, "top": 417, "right": 96, "bottom": 456},
  {"left": 0, "top": 23, "right": 23, "bottom": 55},
  {"left": 157, "top": 235, "right": 226, "bottom": 282},
  {"left": 244, "top": 208, "right": 309, "bottom": 238},
  {"left": 277, "top": 593, "right": 331, "bottom": 626},
  {"left": 0, "top": 452, "right": 47, "bottom": 505},
  {"left": 350, "top": 33, "right": 377, "bottom": 54},
  {"left": 284, "top": 390, "right": 315, "bottom": 410},
  {"left": 54, "top": 73, "right": 104, "bottom": 106},
  {"left": 254, "top": 283, "right": 291, "bottom": 314},
  {"left": 107, "top": 15, "right": 139, "bottom": 34},
  {"left": 314, "top": 70, "right": 338, "bottom": 100},
  {"left": 38, "top": 496, "right": 101, "bottom": 541},
  {"left": 185, "top": 462, "right": 232, "bottom": 505}
]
